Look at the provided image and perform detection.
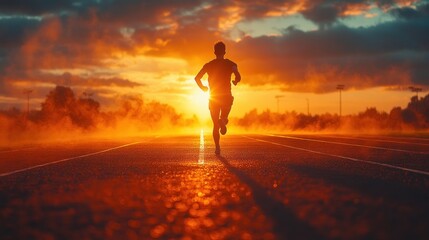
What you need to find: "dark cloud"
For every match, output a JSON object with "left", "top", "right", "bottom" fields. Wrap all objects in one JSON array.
[
  {"left": 390, "top": 2, "right": 429, "bottom": 19},
  {"left": 301, "top": 3, "right": 339, "bottom": 27},
  {"left": 298, "top": 0, "right": 422, "bottom": 26},
  {"left": 376, "top": 0, "right": 396, "bottom": 7},
  {"left": 0, "top": 0, "right": 209, "bottom": 71},
  {"left": 234, "top": 11, "right": 429, "bottom": 92},
  {"left": 390, "top": 7, "right": 422, "bottom": 19},
  {"left": 0, "top": 16, "right": 43, "bottom": 88},
  {"left": 0, "top": 0, "right": 101, "bottom": 15},
  {"left": 0, "top": 16, "right": 41, "bottom": 48},
  {"left": 98, "top": 0, "right": 203, "bottom": 23},
  {"left": 374, "top": 0, "right": 423, "bottom": 8}
]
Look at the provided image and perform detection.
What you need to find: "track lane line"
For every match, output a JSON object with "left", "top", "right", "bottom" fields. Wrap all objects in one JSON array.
[
  {"left": 265, "top": 134, "right": 428, "bottom": 155},
  {"left": 0, "top": 147, "right": 39, "bottom": 153},
  {"left": 0, "top": 141, "right": 147, "bottom": 178},
  {"left": 312, "top": 135, "right": 429, "bottom": 147},
  {"left": 245, "top": 136, "right": 429, "bottom": 177},
  {"left": 367, "top": 135, "right": 429, "bottom": 142},
  {"left": 198, "top": 129, "right": 205, "bottom": 164}
]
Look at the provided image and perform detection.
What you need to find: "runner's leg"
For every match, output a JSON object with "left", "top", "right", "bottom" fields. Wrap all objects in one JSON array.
[
  {"left": 219, "top": 105, "right": 230, "bottom": 135},
  {"left": 210, "top": 105, "right": 221, "bottom": 152},
  {"left": 220, "top": 96, "right": 233, "bottom": 125},
  {"left": 220, "top": 105, "right": 231, "bottom": 125}
]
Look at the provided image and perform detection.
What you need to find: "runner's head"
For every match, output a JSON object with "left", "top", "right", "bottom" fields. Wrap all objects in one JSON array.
[{"left": 214, "top": 41, "right": 226, "bottom": 57}]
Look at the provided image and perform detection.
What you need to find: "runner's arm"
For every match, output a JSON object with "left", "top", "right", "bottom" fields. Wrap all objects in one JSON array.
[
  {"left": 232, "top": 65, "right": 241, "bottom": 86},
  {"left": 195, "top": 67, "right": 208, "bottom": 92}
]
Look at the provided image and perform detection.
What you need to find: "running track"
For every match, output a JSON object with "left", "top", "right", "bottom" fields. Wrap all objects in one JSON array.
[{"left": 0, "top": 133, "right": 428, "bottom": 239}]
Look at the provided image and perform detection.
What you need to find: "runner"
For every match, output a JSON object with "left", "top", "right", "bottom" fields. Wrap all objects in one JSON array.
[{"left": 194, "top": 41, "right": 241, "bottom": 155}]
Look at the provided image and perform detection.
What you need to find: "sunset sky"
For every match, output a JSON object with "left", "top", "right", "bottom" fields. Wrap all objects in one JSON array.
[{"left": 0, "top": 0, "right": 428, "bottom": 120}]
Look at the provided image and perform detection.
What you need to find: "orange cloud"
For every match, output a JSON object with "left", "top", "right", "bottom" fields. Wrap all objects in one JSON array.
[{"left": 341, "top": 3, "right": 374, "bottom": 16}]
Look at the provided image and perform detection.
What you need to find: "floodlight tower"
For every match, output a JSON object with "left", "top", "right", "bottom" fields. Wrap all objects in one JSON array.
[
  {"left": 275, "top": 95, "right": 285, "bottom": 113},
  {"left": 409, "top": 86, "right": 422, "bottom": 99},
  {"left": 23, "top": 89, "right": 33, "bottom": 117},
  {"left": 336, "top": 85, "right": 345, "bottom": 117}
]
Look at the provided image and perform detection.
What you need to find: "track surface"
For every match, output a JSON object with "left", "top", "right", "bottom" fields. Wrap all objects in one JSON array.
[{"left": 0, "top": 134, "right": 428, "bottom": 239}]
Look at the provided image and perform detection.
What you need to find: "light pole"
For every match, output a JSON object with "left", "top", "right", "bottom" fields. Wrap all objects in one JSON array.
[
  {"left": 275, "top": 95, "right": 284, "bottom": 113},
  {"left": 336, "top": 85, "right": 345, "bottom": 117},
  {"left": 23, "top": 89, "right": 33, "bottom": 117},
  {"left": 409, "top": 86, "right": 422, "bottom": 99}
]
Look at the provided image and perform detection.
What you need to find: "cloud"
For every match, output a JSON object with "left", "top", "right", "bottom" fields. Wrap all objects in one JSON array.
[
  {"left": 0, "top": 16, "right": 42, "bottom": 49},
  {"left": 301, "top": 3, "right": 339, "bottom": 28},
  {"left": 49, "top": 72, "right": 144, "bottom": 88},
  {"left": 231, "top": 5, "right": 429, "bottom": 92},
  {"left": 299, "top": 0, "right": 422, "bottom": 27},
  {"left": 9, "top": 71, "right": 143, "bottom": 88},
  {"left": 389, "top": 2, "right": 429, "bottom": 19},
  {"left": 0, "top": 0, "right": 428, "bottom": 101},
  {"left": 0, "top": 0, "right": 100, "bottom": 15}
]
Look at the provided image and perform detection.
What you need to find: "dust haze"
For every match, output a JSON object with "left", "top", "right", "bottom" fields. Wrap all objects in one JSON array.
[
  {"left": 1, "top": 85, "right": 429, "bottom": 147},
  {"left": 232, "top": 94, "right": 429, "bottom": 134},
  {"left": 0, "top": 86, "right": 198, "bottom": 147}
]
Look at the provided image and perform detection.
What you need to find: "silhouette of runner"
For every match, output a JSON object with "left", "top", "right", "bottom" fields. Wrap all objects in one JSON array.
[{"left": 195, "top": 41, "right": 241, "bottom": 155}]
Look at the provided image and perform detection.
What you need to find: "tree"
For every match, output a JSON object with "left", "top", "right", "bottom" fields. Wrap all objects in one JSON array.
[{"left": 41, "top": 86, "right": 76, "bottom": 122}]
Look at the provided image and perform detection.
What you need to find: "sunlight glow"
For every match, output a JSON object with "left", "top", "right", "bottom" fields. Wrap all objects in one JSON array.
[{"left": 188, "top": 89, "right": 209, "bottom": 118}]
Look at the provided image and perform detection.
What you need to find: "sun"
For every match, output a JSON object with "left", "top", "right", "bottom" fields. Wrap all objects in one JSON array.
[{"left": 188, "top": 88, "right": 210, "bottom": 118}]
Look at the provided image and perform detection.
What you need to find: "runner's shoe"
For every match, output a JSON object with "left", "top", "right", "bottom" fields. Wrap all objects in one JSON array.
[{"left": 215, "top": 146, "right": 221, "bottom": 155}]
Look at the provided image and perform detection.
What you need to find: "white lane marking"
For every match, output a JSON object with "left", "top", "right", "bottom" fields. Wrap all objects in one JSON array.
[
  {"left": 0, "top": 147, "right": 38, "bottom": 153},
  {"left": 265, "top": 134, "right": 428, "bottom": 155},
  {"left": 245, "top": 136, "right": 429, "bottom": 177},
  {"left": 368, "top": 135, "right": 429, "bottom": 142},
  {"left": 315, "top": 135, "right": 429, "bottom": 147},
  {"left": 198, "top": 129, "right": 204, "bottom": 164},
  {"left": 0, "top": 141, "right": 144, "bottom": 178}
]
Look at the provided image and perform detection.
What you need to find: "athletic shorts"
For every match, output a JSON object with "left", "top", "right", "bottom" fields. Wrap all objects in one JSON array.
[{"left": 209, "top": 95, "right": 234, "bottom": 110}]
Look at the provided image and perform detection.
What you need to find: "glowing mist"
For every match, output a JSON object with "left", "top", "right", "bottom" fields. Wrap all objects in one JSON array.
[{"left": 198, "top": 129, "right": 204, "bottom": 164}]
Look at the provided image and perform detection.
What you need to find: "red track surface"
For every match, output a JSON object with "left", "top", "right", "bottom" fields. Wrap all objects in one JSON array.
[{"left": 1, "top": 134, "right": 428, "bottom": 239}]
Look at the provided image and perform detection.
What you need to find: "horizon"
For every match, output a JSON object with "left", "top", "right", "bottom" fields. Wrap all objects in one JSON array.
[
  {"left": 1, "top": 84, "right": 428, "bottom": 148},
  {"left": 1, "top": 84, "right": 426, "bottom": 117}
]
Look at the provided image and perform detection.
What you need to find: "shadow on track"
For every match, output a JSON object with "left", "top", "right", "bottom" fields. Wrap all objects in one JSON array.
[
  {"left": 216, "top": 155, "right": 325, "bottom": 240},
  {"left": 287, "top": 163, "right": 429, "bottom": 239},
  {"left": 288, "top": 164, "right": 429, "bottom": 204}
]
